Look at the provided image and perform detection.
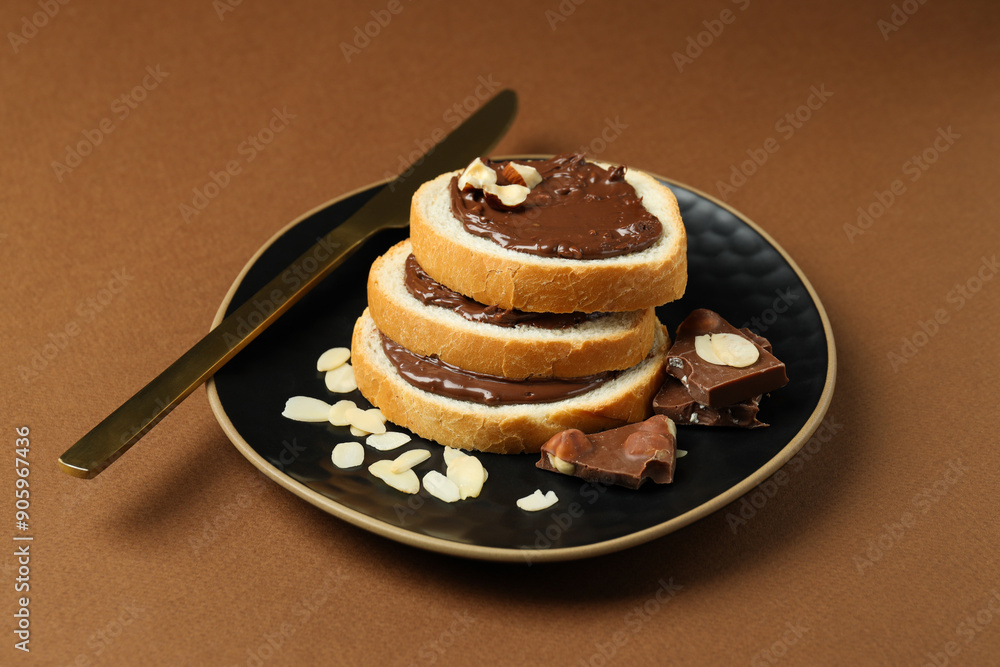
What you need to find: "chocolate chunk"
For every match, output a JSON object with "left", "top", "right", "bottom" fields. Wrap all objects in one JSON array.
[
  {"left": 653, "top": 375, "right": 767, "bottom": 428},
  {"left": 536, "top": 416, "right": 677, "bottom": 490},
  {"left": 666, "top": 309, "right": 787, "bottom": 408}
]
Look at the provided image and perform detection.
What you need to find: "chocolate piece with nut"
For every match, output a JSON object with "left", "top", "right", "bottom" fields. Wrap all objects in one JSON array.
[
  {"left": 666, "top": 309, "right": 787, "bottom": 408},
  {"left": 653, "top": 376, "right": 767, "bottom": 428},
  {"left": 536, "top": 415, "right": 677, "bottom": 490}
]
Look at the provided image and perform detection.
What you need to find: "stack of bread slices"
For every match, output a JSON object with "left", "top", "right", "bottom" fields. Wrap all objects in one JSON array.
[{"left": 352, "top": 155, "right": 687, "bottom": 454}]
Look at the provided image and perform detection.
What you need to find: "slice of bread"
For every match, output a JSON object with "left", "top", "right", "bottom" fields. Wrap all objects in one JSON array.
[
  {"left": 409, "top": 161, "right": 687, "bottom": 314},
  {"left": 351, "top": 309, "right": 669, "bottom": 454},
  {"left": 368, "top": 240, "right": 660, "bottom": 380}
]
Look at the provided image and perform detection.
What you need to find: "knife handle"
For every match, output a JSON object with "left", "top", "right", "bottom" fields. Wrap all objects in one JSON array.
[{"left": 58, "top": 216, "right": 382, "bottom": 479}]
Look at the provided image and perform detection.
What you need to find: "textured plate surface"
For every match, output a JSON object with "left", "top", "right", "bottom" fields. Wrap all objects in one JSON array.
[{"left": 207, "top": 170, "right": 835, "bottom": 562}]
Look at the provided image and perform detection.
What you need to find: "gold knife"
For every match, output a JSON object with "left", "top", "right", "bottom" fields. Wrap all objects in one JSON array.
[{"left": 59, "top": 89, "right": 519, "bottom": 479}]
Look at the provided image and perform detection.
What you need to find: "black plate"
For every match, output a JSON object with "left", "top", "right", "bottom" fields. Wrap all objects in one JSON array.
[{"left": 207, "top": 171, "right": 835, "bottom": 562}]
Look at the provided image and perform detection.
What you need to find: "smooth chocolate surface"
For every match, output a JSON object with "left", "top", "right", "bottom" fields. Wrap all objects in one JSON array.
[
  {"left": 537, "top": 416, "right": 677, "bottom": 490},
  {"left": 402, "top": 254, "right": 602, "bottom": 329},
  {"left": 380, "top": 333, "right": 617, "bottom": 405},
  {"left": 666, "top": 309, "right": 788, "bottom": 407},
  {"left": 653, "top": 376, "right": 766, "bottom": 428},
  {"left": 450, "top": 154, "right": 662, "bottom": 259}
]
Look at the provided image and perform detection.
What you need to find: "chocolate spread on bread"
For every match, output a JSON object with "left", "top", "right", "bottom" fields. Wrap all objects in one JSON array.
[
  {"left": 402, "top": 254, "right": 602, "bottom": 329},
  {"left": 450, "top": 154, "right": 662, "bottom": 259},
  {"left": 379, "top": 332, "right": 618, "bottom": 405}
]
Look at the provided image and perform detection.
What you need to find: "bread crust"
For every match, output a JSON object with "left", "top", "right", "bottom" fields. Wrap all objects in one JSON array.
[
  {"left": 409, "top": 164, "right": 687, "bottom": 314},
  {"left": 368, "top": 240, "right": 660, "bottom": 379},
  {"left": 352, "top": 310, "right": 668, "bottom": 454}
]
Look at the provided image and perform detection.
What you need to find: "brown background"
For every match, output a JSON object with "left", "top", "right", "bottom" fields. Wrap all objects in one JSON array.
[{"left": 3, "top": 0, "right": 999, "bottom": 664}]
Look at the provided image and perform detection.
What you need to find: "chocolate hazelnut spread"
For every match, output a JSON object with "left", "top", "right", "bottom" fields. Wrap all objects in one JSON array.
[
  {"left": 379, "top": 333, "right": 617, "bottom": 405},
  {"left": 402, "top": 254, "right": 602, "bottom": 329},
  {"left": 450, "top": 154, "right": 662, "bottom": 259}
]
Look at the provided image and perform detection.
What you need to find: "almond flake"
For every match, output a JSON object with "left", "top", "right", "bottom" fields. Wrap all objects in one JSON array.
[
  {"left": 390, "top": 449, "right": 431, "bottom": 474},
  {"left": 325, "top": 364, "right": 358, "bottom": 393},
  {"left": 281, "top": 396, "right": 331, "bottom": 422},
  {"left": 345, "top": 406, "right": 386, "bottom": 434},
  {"left": 366, "top": 432, "right": 412, "bottom": 451},
  {"left": 331, "top": 442, "right": 364, "bottom": 469},
  {"left": 368, "top": 460, "right": 419, "bottom": 494},
  {"left": 422, "top": 471, "right": 461, "bottom": 503},
  {"left": 328, "top": 400, "right": 357, "bottom": 426},
  {"left": 316, "top": 347, "right": 351, "bottom": 372}
]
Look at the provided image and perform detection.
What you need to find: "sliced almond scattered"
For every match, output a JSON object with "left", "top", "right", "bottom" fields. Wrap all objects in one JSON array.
[
  {"left": 547, "top": 453, "right": 575, "bottom": 475},
  {"left": 366, "top": 407, "right": 387, "bottom": 424},
  {"left": 443, "top": 446, "right": 469, "bottom": 466},
  {"left": 368, "top": 460, "right": 419, "bottom": 494},
  {"left": 447, "top": 455, "right": 486, "bottom": 500},
  {"left": 281, "top": 396, "right": 331, "bottom": 422},
  {"left": 328, "top": 400, "right": 357, "bottom": 426},
  {"left": 694, "top": 335, "right": 726, "bottom": 366},
  {"left": 457, "top": 157, "right": 498, "bottom": 191},
  {"left": 390, "top": 449, "right": 431, "bottom": 474},
  {"left": 503, "top": 162, "right": 543, "bottom": 189},
  {"left": 517, "top": 489, "right": 558, "bottom": 512},
  {"left": 422, "top": 471, "right": 461, "bottom": 503},
  {"left": 366, "top": 431, "right": 412, "bottom": 451},
  {"left": 676, "top": 449, "right": 688, "bottom": 458},
  {"left": 350, "top": 425, "right": 370, "bottom": 437},
  {"left": 316, "top": 347, "right": 351, "bottom": 372},
  {"left": 711, "top": 332, "right": 760, "bottom": 368},
  {"left": 325, "top": 363, "right": 358, "bottom": 393},
  {"left": 331, "top": 442, "right": 364, "bottom": 469},
  {"left": 344, "top": 406, "right": 386, "bottom": 435}
]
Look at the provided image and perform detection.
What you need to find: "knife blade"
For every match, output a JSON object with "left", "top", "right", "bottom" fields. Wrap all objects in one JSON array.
[{"left": 59, "top": 89, "right": 519, "bottom": 479}]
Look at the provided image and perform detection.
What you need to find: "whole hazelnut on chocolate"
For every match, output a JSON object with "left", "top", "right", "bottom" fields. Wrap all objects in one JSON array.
[
  {"left": 542, "top": 428, "right": 592, "bottom": 462},
  {"left": 623, "top": 431, "right": 673, "bottom": 459}
]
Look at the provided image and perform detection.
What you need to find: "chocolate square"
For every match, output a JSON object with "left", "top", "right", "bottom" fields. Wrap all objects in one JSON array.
[{"left": 665, "top": 309, "right": 787, "bottom": 408}]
